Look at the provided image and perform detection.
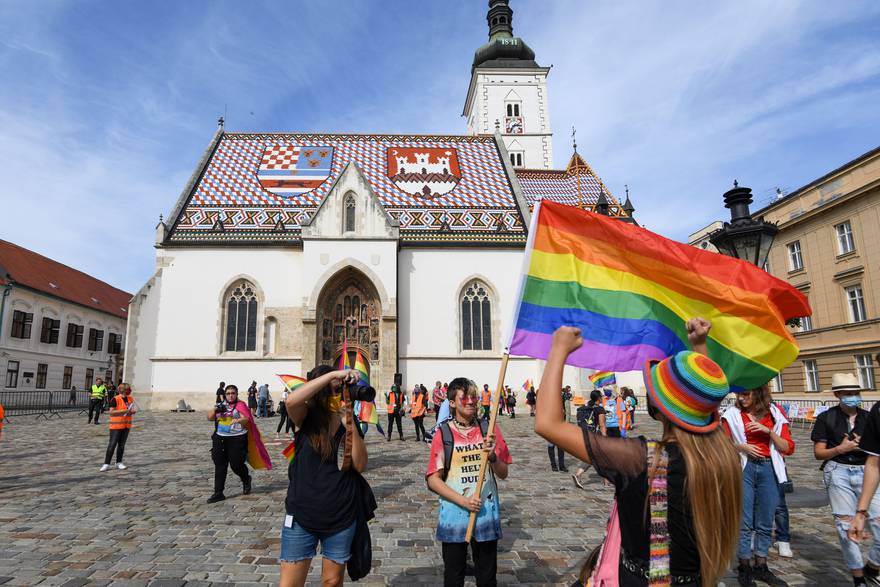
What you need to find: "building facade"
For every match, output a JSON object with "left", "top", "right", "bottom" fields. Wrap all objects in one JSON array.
[
  {"left": 755, "top": 146, "right": 880, "bottom": 395},
  {"left": 124, "top": 1, "right": 639, "bottom": 410},
  {"left": 0, "top": 240, "right": 130, "bottom": 394}
]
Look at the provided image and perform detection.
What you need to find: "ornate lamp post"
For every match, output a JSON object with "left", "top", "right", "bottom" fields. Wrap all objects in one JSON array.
[{"left": 709, "top": 181, "right": 778, "bottom": 269}]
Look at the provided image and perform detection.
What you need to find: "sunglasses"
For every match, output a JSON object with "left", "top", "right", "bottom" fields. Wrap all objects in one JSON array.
[{"left": 458, "top": 395, "right": 478, "bottom": 405}]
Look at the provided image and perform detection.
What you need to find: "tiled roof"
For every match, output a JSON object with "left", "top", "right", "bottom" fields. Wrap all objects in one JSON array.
[
  {"left": 168, "top": 132, "right": 527, "bottom": 243},
  {"left": 0, "top": 240, "right": 131, "bottom": 319},
  {"left": 515, "top": 152, "right": 629, "bottom": 217}
]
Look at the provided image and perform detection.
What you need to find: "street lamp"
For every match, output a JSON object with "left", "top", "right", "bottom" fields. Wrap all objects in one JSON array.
[{"left": 709, "top": 181, "right": 778, "bottom": 269}]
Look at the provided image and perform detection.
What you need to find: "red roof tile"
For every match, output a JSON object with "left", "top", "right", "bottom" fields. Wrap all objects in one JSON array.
[{"left": 0, "top": 240, "right": 131, "bottom": 319}]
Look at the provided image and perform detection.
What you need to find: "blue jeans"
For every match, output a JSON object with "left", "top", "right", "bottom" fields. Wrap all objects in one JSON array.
[
  {"left": 738, "top": 459, "right": 779, "bottom": 560},
  {"left": 823, "top": 462, "right": 880, "bottom": 570},
  {"left": 774, "top": 482, "right": 790, "bottom": 542},
  {"left": 258, "top": 397, "right": 267, "bottom": 417},
  {"left": 279, "top": 519, "right": 356, "bottom": 564}
]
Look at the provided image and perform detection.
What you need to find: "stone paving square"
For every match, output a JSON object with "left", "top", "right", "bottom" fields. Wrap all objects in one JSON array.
[{"left": 0, "top": 411, "right": 867, "bottom": 585}]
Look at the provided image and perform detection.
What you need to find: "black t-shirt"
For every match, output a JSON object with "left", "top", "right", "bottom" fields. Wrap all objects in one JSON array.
[
  {"left": 583, "top": 430, "right": 699, "bottom": 585},
  {"left": 577, "top": 403, "right": 604, "bottom": 431},
  {"left": 858, "top": 403, "right": 880, "bottom": 459},
  {"left": 812, "top": 405, "right": 869, "bottom": 465},
  {"left": 286, "top": 424, "right": 357, "bottom": 533}
]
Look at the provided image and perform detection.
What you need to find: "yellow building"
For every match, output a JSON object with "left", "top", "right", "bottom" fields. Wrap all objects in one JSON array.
[{"left": 755, "top": 146, "right": 880, "bottom": 396}]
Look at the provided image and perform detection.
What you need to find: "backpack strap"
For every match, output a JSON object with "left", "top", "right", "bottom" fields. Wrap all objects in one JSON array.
[{"left": 440, "top": 422, "right": 454, "bottom": 481}]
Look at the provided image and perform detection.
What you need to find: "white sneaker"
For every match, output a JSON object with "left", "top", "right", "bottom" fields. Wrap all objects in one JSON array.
[
  {"left": 776, "top": 541, "right": 793, "bottom": 558},
  {"left": 99, "top": 464, "right": 110, "bottom": 472},
  {"left": 117, "top": 463, "right": 127, "bottom": 470}
]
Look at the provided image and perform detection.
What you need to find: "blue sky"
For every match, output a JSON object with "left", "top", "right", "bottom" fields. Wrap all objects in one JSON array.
[{"left": 1, "top": 1, "right": 879, "bottom": 294}]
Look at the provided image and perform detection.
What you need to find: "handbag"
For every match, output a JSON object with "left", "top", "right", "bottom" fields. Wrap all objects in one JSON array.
[{"left": 780, "top": 480, "right": 794, "bottom": 494}]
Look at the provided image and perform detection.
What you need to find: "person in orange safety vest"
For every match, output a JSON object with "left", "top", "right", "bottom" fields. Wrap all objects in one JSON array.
[
  {"left": 386, "top": 385, "right": 406, "bottom": 441},
  {"left": 480, "top": 384, "right": 492, "bottom": 421},
  {"left": 101, "top": 383, "right": 135, "bottom": 471}
]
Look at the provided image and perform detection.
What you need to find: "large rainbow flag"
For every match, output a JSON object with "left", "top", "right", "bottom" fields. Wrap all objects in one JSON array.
[
  {"left": 589, "top": 371, "right": 616, "bottom": 388},
  {"left": 508, "top": 200, "right": 811, "bottom": 391}
]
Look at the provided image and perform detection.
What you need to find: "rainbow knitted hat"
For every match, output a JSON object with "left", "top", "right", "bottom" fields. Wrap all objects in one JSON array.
[{"left": 643, "top": 351, "right": 730, "bottom": 433}]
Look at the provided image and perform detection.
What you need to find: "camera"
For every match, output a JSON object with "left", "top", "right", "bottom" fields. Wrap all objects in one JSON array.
[
  {"left": 215, "top": 401, "right": 229, "bottom": 414},
  {"left": 344, "top": 383, "right": 376, "bottom": 403}
]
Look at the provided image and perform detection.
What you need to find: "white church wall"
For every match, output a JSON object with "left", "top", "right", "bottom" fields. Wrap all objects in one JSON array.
[
  {"left": 303, "top": 240, "right": 397, "bottom": 313},
  {"left": 145, "top": 247, "right": 305, "bottom": 409},
  {"left": 124, "top": 270, "right": 161, "bottom": 397}
]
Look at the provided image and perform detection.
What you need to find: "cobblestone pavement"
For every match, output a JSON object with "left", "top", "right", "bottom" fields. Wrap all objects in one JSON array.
[{"left": 0, "top": 410, "right": 864, "bottom": 586}]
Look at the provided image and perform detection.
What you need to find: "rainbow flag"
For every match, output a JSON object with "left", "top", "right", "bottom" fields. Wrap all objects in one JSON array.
[
  {"left": 355, "top": 400, "right": 379, "bottom": 425},
  {"left": 282, "top": 440, "right": 295, "bottom": 463},
  {"left": 508, "top": 200, "right": 811, "bottom": 391},
  {"left": 338, "top": 339, "right": 351, "bottom": 370},
  {"left": 277, "top": 374, "right": 306, "bottom": 391},
  {"left": 522, "top": 378, "right": 532, "bottom": 391},
  {"left": 589, "top": 371, "right": 616, "bottom": 388},
  {"left": 354, "top": 350, "right": 370, "bottom": 385}
]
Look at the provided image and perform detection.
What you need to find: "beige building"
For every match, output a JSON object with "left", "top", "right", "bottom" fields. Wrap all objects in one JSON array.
[
  {"left": 687, "top": 221, "right": 723, "bottom": 254},
  {"left": 754, "top": 145, "right": 880, "bottom": 396}
]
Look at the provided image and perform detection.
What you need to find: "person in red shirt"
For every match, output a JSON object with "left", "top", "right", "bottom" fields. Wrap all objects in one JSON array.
[{"left": 722, "top": 386, "right": 794, "bottom": 587}]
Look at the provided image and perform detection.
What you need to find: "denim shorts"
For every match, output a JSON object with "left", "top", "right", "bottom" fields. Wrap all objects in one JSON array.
[{"left": 279, "top": 517, "right": 356, "bottom": 564}]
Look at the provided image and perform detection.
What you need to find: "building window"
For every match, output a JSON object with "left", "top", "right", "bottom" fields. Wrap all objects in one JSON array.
[
  {"left": 800, "top": 315, "right": 813, "bottom": 332},
  {"left": 62, "top": 366, "right": 73, "bottom": 390},
  {"left": 772, "top": 373, "right": 784, "bottom": 393},
  {"left": 66, "top": 323, "right": 84, "bottom": 348},
  {"left": 835, "top": 220, "right": 855, "bottom": 255},
  {"left": 107, "top": 333, "right": 122, "bottom": 354},
  {"left": 505, "top": 103, "right": 521, "bottom": 117},
  {"left": 5, "top": 360, "right": 19, "bottom": 388},
  {"left": 225, "top": 280, "right": 259, "bottom": 352},
  {"left": 461, "top": 280, "right": 492, "bottom": 351},
  {"left": 804, "top": 359, "right": 819, "bottom": 392},
  {"left": 344, "top": 194, "right": 356, "bottom": 233},
  {"left": 88, "top": 328, "right": 104, "bottom": 351},
  {"left": 856, "top": 354, "right": 876, "bottom": 390},
  {"left": 40, "top": 317, "right": 60, "bottom": 344},
  {"left": 10, "top": 310, "right": 33, "bottom": 339},
  {"left": 787, "top": 241, "right": 803, "bottom": 271},
  {"left": 846, "top": 285, "right": 867, "bottom": 323},
  {"left": 85, "top": 368, "right": 94, "bottom": 390},
  {"left": 36, "top": 363, "right": 47, "bottom": 389},
  {"left": 509, "top": 152, "right": 523, "bottom": 167}
]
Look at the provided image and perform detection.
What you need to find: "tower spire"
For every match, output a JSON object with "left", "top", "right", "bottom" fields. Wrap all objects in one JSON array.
[{"left": 487, "top": 0, "right": 514, "bottom": 40}]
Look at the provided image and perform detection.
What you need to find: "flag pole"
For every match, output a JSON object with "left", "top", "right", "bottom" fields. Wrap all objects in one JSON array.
[{"left": 465, "top": 352, "right": 510, "bottom": 543}]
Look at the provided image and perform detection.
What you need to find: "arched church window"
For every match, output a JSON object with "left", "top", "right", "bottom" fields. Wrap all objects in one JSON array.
[
  {"left": 344, "top": 193, "right": 356, "bottom": 232},
  {"left": 509, "top": 152, "right": 523, "bottom": 167},
  {"left": 225, "top": 280, "right": 259, "bottom": 352},
  {"left": 461, "top": 280, "right": 492, "bottom": 351}
]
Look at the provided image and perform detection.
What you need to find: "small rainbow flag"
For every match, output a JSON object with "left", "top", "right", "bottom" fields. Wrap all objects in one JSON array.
[
  {"left": 354, "top": 350, "right": 370, "bottom": 385},
  {"left": 508, "top": 200, "right": 811, "bottom": 391},
  {"left": 338, "top": 339, "right": 351, "bottom": 370},
  {"left": 277, "top": 374, "right": 306, "bottom": 391},
  {"left": 522, "top": 378, "right": 532, "bottom": 391},
  {"left": 356, "top": 400, "right": 379, "bottom": 425},
  {"left": 589, "top": 371, "right": 616, "bottom": 387},
  {"left": 282, "top": 440, "right": 295, "bottom": 463}
]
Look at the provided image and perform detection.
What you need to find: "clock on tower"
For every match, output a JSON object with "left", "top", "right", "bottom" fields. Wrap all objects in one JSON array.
[{"left": 505, "top": 116, "right": 523, "bottom": 134}]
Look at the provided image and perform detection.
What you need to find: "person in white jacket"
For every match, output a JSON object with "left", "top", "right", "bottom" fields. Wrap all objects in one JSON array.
[{"left": 722, "top": 386, "right": 794, "bottom": 587}]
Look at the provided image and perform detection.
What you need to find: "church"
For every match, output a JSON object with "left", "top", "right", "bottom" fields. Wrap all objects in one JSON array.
[{"left": 124, "top": 0, "right": 637, "bottom": 410}]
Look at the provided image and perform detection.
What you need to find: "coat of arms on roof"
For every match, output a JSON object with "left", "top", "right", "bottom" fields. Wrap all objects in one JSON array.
[
  {"left": 387, "top": 147, "right": 461, "bottom": 199},
  {"left": 256, "top": 145, "right": 334, "bottom": 197}
]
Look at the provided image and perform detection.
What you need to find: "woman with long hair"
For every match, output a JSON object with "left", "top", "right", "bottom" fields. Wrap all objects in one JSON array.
[
  {"left": 721, "top": 384, "right": 794, "bottom": 586},
  {"left": 279, "top": 365, "right": 366, "bottom": 587},
  {"left": 535, "top": 319, "right": 741, "bottom": 587}
]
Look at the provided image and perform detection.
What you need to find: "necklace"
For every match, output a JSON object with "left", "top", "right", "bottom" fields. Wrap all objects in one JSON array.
[{"left": 453, "top": 417, "right": 475, "bottom": 429}]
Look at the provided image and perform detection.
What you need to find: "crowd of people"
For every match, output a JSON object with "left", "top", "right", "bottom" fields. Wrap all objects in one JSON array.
[{"left": 2, "top": 316, "right": 876, "bottom": 586}]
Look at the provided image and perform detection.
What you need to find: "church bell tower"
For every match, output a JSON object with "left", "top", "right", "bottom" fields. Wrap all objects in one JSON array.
[{"left": 463, "top": 0, "right": 553, "bottom": 169}]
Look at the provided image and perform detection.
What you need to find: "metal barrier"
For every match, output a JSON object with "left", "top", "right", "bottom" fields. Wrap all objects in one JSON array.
[
  {"left": 719, "top": 396, "right": 877, "bottom": 430},
  {"left": 0, "top": 389, "right": 91, "bottom": 420}
]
